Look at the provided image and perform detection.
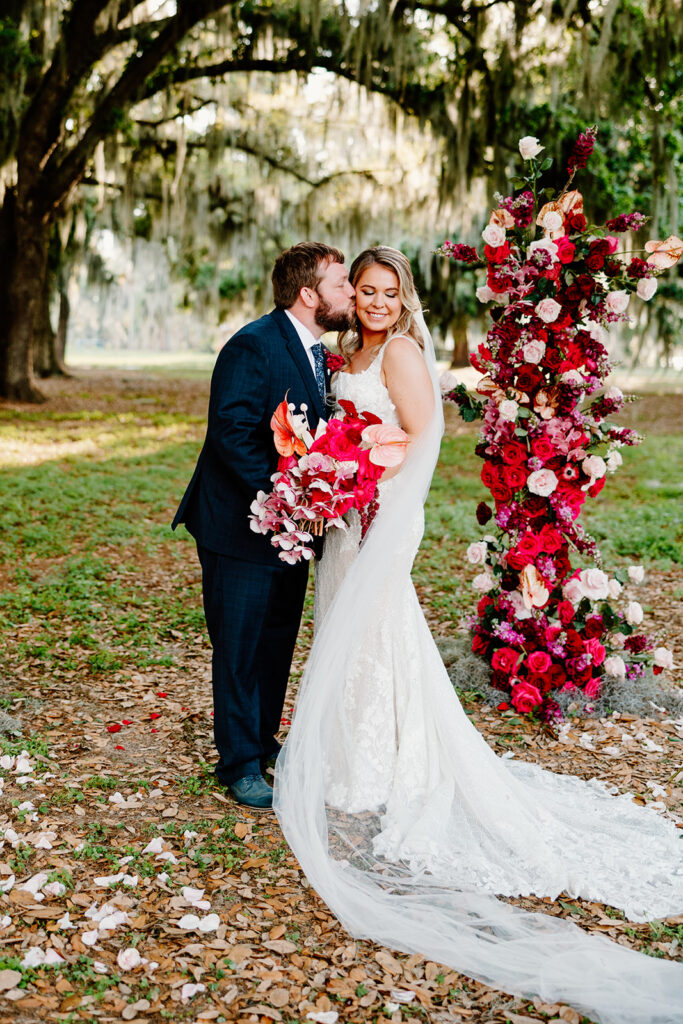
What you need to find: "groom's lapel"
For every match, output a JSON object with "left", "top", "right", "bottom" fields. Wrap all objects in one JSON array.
[{"left": 270, "top": 308, "right": 325, "bottom": 420}]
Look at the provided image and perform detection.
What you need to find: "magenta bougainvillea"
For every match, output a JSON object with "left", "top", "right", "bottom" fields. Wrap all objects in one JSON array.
[{"left": 441, "top": 130, "right": 681, "bottom": 719}]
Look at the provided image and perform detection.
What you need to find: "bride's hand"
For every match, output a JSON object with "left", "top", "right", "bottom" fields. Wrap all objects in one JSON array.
[{"left": 380, "top": 337, "right": 434, "bottom": 476}]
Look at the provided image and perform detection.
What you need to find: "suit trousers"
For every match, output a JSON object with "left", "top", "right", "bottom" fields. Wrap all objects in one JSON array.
[{"left": 197, "top": 545, "right": 309, "bottom": 785}]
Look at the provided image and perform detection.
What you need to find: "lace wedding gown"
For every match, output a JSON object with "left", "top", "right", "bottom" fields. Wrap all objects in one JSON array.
[{"left": 274, "top": 334, "right": 683, "bottom": 1024}]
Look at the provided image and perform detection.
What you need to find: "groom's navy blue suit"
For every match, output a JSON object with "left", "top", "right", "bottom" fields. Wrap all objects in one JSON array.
[{"left": 172, "top": 308, "right": 330, "bottom": 785}]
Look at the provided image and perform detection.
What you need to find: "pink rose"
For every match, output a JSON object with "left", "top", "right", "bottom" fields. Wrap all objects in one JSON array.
[
  {"left": 605, "top": 235, "right": 619, "bottom": 254},
  {"left": 653, "top": 647, "right": 673, "bottom": 669},
  {"left": 527, "top": 469, "right": 558, "bottom": 497},
  {"left": 584, "top": 676, "right": 602, "bottom": 698},
  {"left": 562, "top": 577, "right": 584, "bottom": 605},
  {"left": 605, "top": 290, "right": 629, "bottom": 314},
  {"left": 511, "top": 681, "right": 543, "bottom": 714},
  {"left": 522, "top": 339, "right": 546, "bottom": 364},
  {"left": 482, "top": 223, "right": 506, "bottom": 247},
  {"left": 491, "top": 647, "right": 520, "bottom": 675},
  {"left": 536, "top": 298, "right": 562, "bottom": 323},
  {"left": 604, "top": 655, "right": 626, "bottom": 678},
  {"left": 526, "top": 650, "right": 552, "bottom": 674},
  {"left": 584, "top": 638, "right": 606, "bottom": 666},
  {"left": 636, "top": 277, "right": 657, "bottom": 301}
]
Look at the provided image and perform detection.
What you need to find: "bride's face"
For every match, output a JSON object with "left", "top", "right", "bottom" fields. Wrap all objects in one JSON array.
[{"left": 354, "top": 264, "right": 402, "bottom": 340}]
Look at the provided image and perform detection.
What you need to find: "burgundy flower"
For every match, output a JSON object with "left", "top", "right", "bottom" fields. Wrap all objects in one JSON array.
[
  {"left": 476, "top": 501, "right": 493, "bottom": 525},
  {"left": 567, "top": 126, "right": 598, "bottom": 175},
  {"left": 605, "top": 212, "right": 647, "bottom": 233},
  {"left": 442, "top": 241, "right": 481, "bottom": 263}
]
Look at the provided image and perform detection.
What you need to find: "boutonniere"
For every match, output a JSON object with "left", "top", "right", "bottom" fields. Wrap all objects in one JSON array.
[{"left": 324, "top": 350, "right": 346, "bottom": 374}]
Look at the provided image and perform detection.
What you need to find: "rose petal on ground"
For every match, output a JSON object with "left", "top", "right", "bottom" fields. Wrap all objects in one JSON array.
[{"left": 117, "top": 947, "right": 142, "bottom": 970}]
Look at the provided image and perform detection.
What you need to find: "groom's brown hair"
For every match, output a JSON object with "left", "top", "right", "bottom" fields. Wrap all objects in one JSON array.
[{"left": 272, "top": 241, "right": 345, "bottom": 309}]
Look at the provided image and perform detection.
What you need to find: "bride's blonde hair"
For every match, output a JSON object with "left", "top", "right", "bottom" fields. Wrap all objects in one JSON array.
[{"left": 338, "top": 246, "right": 424, "bottom": 360}]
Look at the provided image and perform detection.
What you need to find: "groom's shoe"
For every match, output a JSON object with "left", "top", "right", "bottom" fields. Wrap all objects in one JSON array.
[{"left": 227, "top": 774, "right": 273, "bottom": 809}]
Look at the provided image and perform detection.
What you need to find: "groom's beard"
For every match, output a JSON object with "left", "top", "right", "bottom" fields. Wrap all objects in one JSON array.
[{"left": 314, "top": 293, "right": 355, "bottom": 332}]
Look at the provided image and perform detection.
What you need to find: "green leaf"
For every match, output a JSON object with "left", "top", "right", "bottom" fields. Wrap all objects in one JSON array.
[{"left": 540, "top": 156, "right": 554, "bottom": 172}]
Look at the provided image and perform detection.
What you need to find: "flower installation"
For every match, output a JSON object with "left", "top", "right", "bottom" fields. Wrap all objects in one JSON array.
[
  {"left": 440, "top": 128, "right": 680, "bottom": 719},
  {"left": 249, "top": 396, "right": 408, "bottom": 562}
]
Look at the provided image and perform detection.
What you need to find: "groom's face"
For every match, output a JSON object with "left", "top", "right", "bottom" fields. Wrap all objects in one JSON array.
[{"left": 313, "top": 259, "right": 356, "bottom": 332}]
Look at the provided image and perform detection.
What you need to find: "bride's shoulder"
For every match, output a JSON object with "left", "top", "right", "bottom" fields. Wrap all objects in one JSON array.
[{"left": 382, "top": 334, "right": 424, "bottom": 363}]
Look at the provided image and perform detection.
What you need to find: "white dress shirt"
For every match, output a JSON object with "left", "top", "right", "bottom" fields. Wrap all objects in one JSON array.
[{"left": 284, "top": 309, "right": 320, "bottom": 374}]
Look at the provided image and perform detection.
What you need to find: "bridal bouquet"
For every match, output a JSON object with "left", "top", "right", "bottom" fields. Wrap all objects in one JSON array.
[
  {"left": 441, "top": 128, "right": 680, "bottom": 719},
  {"left": 249, "top": 396, "right": 408, "bottom": 563}
]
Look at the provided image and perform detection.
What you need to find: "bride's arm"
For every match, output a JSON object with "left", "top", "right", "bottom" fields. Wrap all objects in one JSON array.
[{"left": 381, "top": 336, "right": 435, "bottom": 477}]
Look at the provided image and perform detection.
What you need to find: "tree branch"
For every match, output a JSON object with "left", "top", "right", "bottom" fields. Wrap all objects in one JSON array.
[{"left": 41, "top": 0, "right": 240, "bottom": 211}]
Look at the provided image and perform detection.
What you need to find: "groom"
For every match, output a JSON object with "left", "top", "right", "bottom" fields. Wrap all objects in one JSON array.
[{"left": 173, "top": 242, "right": 356, "bottom": 808}]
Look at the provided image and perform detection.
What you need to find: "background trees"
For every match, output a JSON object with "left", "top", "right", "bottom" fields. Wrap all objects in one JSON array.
[{"left": 1, "top": 0, "right": 680, "bottom": 400}]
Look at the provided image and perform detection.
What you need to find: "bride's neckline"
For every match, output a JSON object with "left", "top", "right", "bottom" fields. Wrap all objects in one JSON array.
[{"left": 338, "top": 341, "right": 386, "bottom": 376}]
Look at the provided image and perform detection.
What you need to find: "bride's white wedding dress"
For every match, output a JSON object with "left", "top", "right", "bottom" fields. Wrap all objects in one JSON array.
[{"left": 274, "top": 330, "right": 683, "bottom": 1024}]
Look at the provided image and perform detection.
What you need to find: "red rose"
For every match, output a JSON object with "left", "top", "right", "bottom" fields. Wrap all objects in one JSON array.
[
  {"left": 476, "top": 501, "right": 493, "bottom": 525},
  {"left": 484, "top": 241, "right": 511, "bottom": 263},
  {"left": 539, "top": 524, "right": 564, "bottom": 552},
  {"left": 491, "top": 646, "right": 520, "bottom": 675},
  {"left": 481, "top": 463, "right": 498, "bottom": 488},
  {"left": 588, "top": 476, "right": 606, "bottom": 498},
  {"left": 503, "top": 464, "right": 528, "bottom": 490},
  {"left": 582, "top": 615, "right": 604, "bottom": 639},
  {"left": 557, "top": 600, "right": 575, "bottom": 626},
  {"left": 568, "top": 213, "right": 587, "bottom": 232},
  {"left": 490, "top": 480, "right": 513, "bottom": 503},
  {"left": 501, "top": 442, "right": 527, "bottom": 466},
  {"left": 555, "top": 237, "right": 576, "bottom": 264},
  {"left": 548, "top": 663, "right": 567, "bottom": 689},
  {"left": 530, "top": 436, "right": 555, "bottom": 461},
  {"left": 522, "top": 494, "right": 549, "bottom": 519},
  {"left": 517, "top": 532, "right": 541, "bottom": 558},
  {"left": 472, "top": 634, "right": 489, "bottom": 656},
  {"left": 565, "top": 630, "right": 584, "bottom": 655},
  {"left": 477, "top": 595, "right": 493, "bottom": 615},
  {"left": 585, "top": 253, "right": 604, "bottom": 271},
  {"left": 506, "top": 549, "right": 532, "bottom": 571},
  {"left": 516, "top": 365, "right": 543, "bottom": 394},
  {"left": 511, "top": 681, "right": 543, "bottom": 714},
  {"left": 526, "top": 650, "right": 552, "bottom": 674},
  {"left": 542, "top": 347, "right": 563, "bottom": 371}
]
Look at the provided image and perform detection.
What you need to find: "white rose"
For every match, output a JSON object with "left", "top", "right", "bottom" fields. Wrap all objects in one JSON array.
[
  {"left": 536, "top": 298, "right": 562, "bottom": 323},
  {"left": 578, "top": 567, "right": 610, "bottom": 601},
  {"left": 561, "top": 370, "right": 584, "bottom": 386},
  {"left": 562, "top": 577, "right": 584, "bottom": 605},
  {"left": 498, "top": 399, "right": 519, "bottom": 422},
  {"left": 541, "top": 210, "right": 563, "bottom": 233},
  {"left": 519, "top": 136, "right": 544, "bottom": 160},
  {"left": 627, "top": 565, "right": 645, "bottom": 583},
  {"left": 475, "top": 284, "right": 497, "bottom": 303},
  {"left": 581, "top": 320, "right": 609, "bottom": 345},
  {"left": 439, "top": 370, "right": 459, "bottom": 393},
  {"left": 606, "top": 450, "right": 622, "bottom": 472},
  {"left": 505, "top": 588, "right": 532, "bottom": 620},
  {"left": 472, "top": 571, "right": 495, "bottom": 593},
  {"left": 482, "top": 223, "right": 506, "bottom": 248},
  {"left": 117, "top": 947, "right": 142, "bottom": 971},
  {"left": 604, "top": 655, "right": 626, "bottom": 679},
  {"left": 604, "top": 385, "right": 623, "bottom": 401},
  {"left": 625, "top": 600, "right": 643, "bottom": 625},
  {"left": 582, "top": 455, "right": 607, "bottom": 480},
  {"left": 636, "top": 277, "right": 658, "bottom": 301},
  {"left": 653, "top": 647, "right": 674, "bottom": 669},
  {"left": 605, "top": 290, "right": 630, "bottom": 314},
  {"left": 466, "top": 541, "right": 488, "bottom": 565},
  {"left": 522, "top": 339, "right": 546, "bottom": 364},
  {"left": 528, "top": 237, "right": 559, "bottom": 261},
  {"left": 607, "top": 578, "right": 622, "bottom": 599},
  {"left": 527, "top": 468, "right": 558, "bottom": 496}
]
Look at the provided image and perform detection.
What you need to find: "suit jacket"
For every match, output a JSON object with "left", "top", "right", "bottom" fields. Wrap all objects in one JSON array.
[{"left": 172, "top": 308, "right": 331, "bottom": 564}]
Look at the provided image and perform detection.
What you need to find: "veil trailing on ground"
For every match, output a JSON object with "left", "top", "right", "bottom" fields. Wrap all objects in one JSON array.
[{"left": 273, "top": 313, "right": 683, "bottom": 1024}]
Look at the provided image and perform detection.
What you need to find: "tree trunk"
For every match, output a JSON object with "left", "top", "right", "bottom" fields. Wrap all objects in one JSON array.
[
  {"left": 0, "top": 188, "right": 49, "bottom": 402},
  {"left": 32, "top": 274, "right": 57, "bottom": 378},
  {"left": 450, "top": 310, "right": 470, "bottom": 368},
  {"left": 55, "top": 283, "right": 70, "bottom": 370}
]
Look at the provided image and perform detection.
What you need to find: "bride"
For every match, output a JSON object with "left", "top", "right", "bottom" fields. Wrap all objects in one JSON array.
[{"left": 273, "top": 246, "right": 683, "bottom": 1024}]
